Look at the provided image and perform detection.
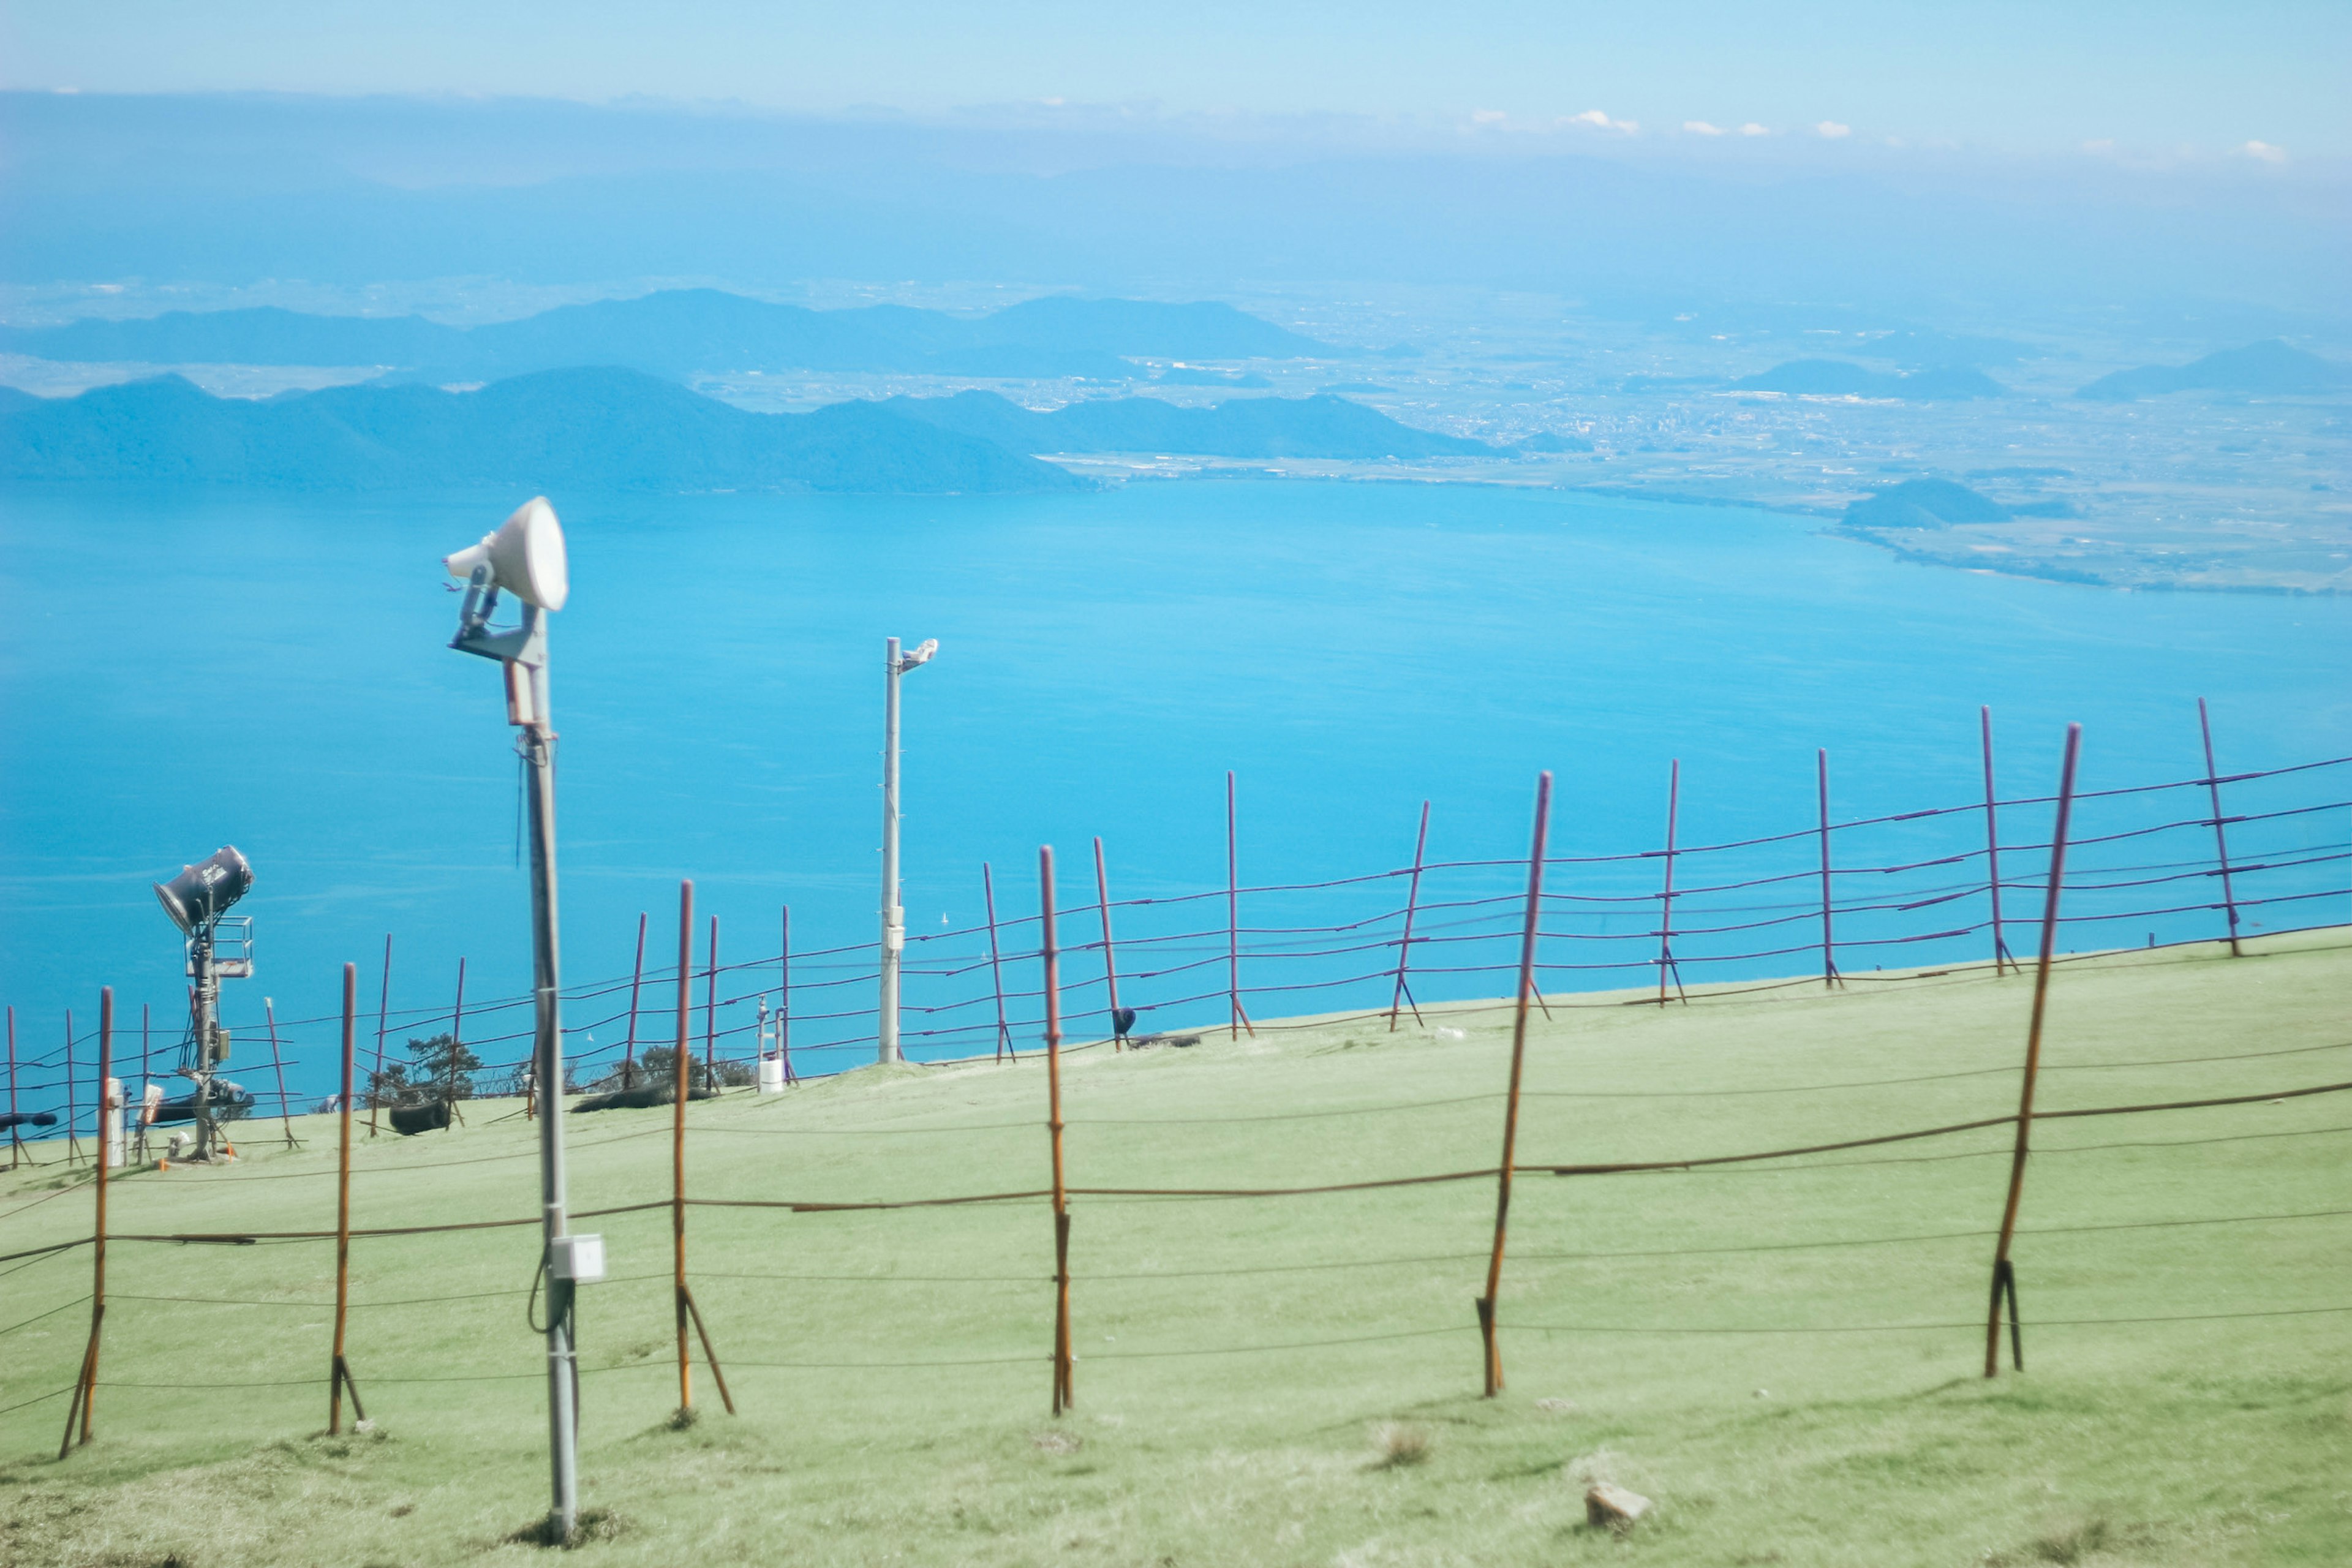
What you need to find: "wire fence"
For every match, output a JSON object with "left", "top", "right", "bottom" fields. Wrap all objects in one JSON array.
[{"left": 8, "top": 724, "right": 2351, "bottom": 1146}]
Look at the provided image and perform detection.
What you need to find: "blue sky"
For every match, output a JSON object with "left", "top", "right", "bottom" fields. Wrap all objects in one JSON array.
[{"left": 5, "top": 1, "right": 2345, "bottom": 159}]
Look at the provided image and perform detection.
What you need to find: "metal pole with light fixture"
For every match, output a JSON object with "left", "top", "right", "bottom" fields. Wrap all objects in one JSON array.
[
  {"left": 878, "top": 635, "right": 938, "bottom": 1065},
  {"left": 442, "top": 496, "right": 600, "bottom": 1544}
]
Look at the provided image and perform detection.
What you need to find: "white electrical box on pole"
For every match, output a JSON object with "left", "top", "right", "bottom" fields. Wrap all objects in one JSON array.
[{"left": 878, "top": 634, "right": 938, "bottom": 1065}]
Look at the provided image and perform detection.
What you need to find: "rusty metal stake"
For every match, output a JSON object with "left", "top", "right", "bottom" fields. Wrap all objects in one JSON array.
[
  {"left": 1225, "top": 772, "right": 1253, "bottom": 1039},
  {"left": 2198, "top": 699, "right": 2244, "bottom": 957},
  {"left": 778, "top": 904, "right": 796, "bottom": 1084},
  {"left": 1657, "top": 761, "right": 1687, "bottom": 1005},
  {"left": 62, "top": 1011, "right": 82, "bottom": 1164},
  {"left": 1983, "top": 707, "right": 2015, "bottom": 976},
  {"left": 682, "top": 1287, "right": 736, "bottom": 1414},
  {"left": 63, "top": 988, "right": 114, "bottom": 1453},
  {"left": 622, "top": 911, "right": 647, "bottom": 1089},
  {"left": 9, "top": 1006, "right": 22, "bottom": 1169},
  {"left": 1986, "top": 723, "right": 2081, "bottom": 1379},
  {"left": 1817, "top": 749, "right": 1842, "bottom": 989},
  {"left": 263, "top": 998, "right": 300, "bottom": 1148},
  {"left": 674, "top": 880, "right": 695, "bottom": 1415},
  {"left": 1093, "top": 838, "right": 1126, "bottom": 1049},
  {"left": 1478, "top": 772, "right": 1553, "bottom": 1399},
  {"left": 704, "top": 914, "right": 720, "bottom": 1091},
  {"left": 1041, "top": 846, "right": 1074, "bottom": 1414},
  {"left": 331, "top": 965, "right": 356, "bottom": 1433},
  {"left": 1389, "top": 802, "right": 1431, "bottom": 1031},
  {"left": 983, "top": 865, "right": 1015, "bottom": 1064},
  {"left": 370, "top": 934, "right": 392, "bottom": 1137}
]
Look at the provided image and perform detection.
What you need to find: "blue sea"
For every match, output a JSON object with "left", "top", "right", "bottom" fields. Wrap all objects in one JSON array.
[{"left": 4, "top": 478, "right": 2347, "bottom": 1118}]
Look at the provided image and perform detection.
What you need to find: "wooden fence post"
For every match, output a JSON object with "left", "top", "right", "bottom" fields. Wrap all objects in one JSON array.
[
  {"left": 371, "top": 934, "right": 392, "bottom": 1137},
  {"left": 331, "top": 963, "right": 365, "bottom": 1433},
  {"left": 1817, "top": 749, "right": 1842, "bottom": 989},
  {"left": 1477, "top": 772, "right": 1553, "bottom": 1399},
  {"left": 1093, "top": 838, "right": 1127, "bottom": 1049},
  {"left": 1389, "top": 802, "right": 1431, "bottom": 1031},
  {"left": 1657, "top": 760, "right": 1686, "bottom": 1005},
  {"left": 984, "top": 865, "right": 1015, "bottom": 1064},
  {"left": 1986, "top": 723, "right": 2081, "bottom": 1379},
  {"left": 623, "top": 911, "right": 647, "bottom": 1089},
  {"left": 1041, "top": 846, "right": 1074, "bottom": 1414},
  {"left": 1226, "top": 772, "right": 1254, "bottom": 1039},
  {"left": 2197, "top": 699, "right": 2244, "bottom": 956}
]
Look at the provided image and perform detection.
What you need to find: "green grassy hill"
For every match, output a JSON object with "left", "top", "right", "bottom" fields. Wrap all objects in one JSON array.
[{"left": 4, "top": 933, "right": 2347, "bottom": 1566}]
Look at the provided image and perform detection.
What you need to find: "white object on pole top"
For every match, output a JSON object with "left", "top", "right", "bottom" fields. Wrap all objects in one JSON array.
[
  {"left": 898, "top": 638, "right": 938, "bottom": 672},
  {"left": 444, "top": 496, "right": 570, "bottom": 611}
]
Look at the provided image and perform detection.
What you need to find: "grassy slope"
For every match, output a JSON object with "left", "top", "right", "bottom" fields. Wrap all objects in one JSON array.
[{"left": 2, "top": 933, "right": 2346, "bottom": 1567}]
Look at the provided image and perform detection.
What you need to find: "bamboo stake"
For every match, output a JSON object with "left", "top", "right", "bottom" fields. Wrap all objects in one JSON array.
[
  {"left": 1983, "top": 707, "right": 2014, "bottom": 976},
  {"left": 1041, "top": 846, "right": 1073, "bottom": 1414},
  {"left": 622, "top": 911, "right": 647, "bottom": 1089},
  {"left": 983, "top": 866, "right": 1014, "bottom": 1063},
  {"left": 1817, "top": 750, "right": 1841, "bottom": 989},
  {"left": 1225, "top": 772, "right": 1253, "bottom": 1039},
  {"left": 1093, "top": 838, "right": 1126, "bottom": 1049},
  {"left": 674, "top": 880, "right": 695, "bottom": 1415},
  {"left": 1986, "top": 723, "right": 2081, "bottom": 1379},
  {"left": 1389, "top": 802, "right": 1431, "bottom": 1031},
  {"left": 1657, "top": 761, "right": 1686, "bottom": 1006},
  {"left": 263, "top": 998, "right": 300, "bottom": 1147},
  {"left": 371, "top": 934, "right": 391, "bottom": 1137},
  {"left": 1477, "top": 772, "right": 1553, "bottom": 1399},
  {"left": 331, "top": 965, "right": 357, "bottom": 1433},
  {"left": 2198, "top": 699, "right": 2244, "bottom": 957}
]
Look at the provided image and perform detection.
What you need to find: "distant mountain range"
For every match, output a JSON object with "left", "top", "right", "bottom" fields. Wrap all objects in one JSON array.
[
  {"left": 1729, "top": 361, "right": 2006, "bottom": 400},
  {"left": 0, "top": 291, "right": 1333, "bottom": 383},
  {"left": 2074, "top": 340, "right": 2351, "bottom": 401},
  {"left": 0, "top": 368, "right": 1502, "bottom": 492}
]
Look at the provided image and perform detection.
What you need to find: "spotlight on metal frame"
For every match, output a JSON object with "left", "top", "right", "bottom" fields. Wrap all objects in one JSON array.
[
  {"left": 153, "top": 846, "right": 254, "bottom": 935},
  {"left": 445, "top": 496, "right": 570, "bottom": 611}
]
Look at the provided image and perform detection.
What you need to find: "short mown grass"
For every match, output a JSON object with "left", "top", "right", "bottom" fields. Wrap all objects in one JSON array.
[{"left": 3, "top": 931, "right": 2347, "bottom": 1565}]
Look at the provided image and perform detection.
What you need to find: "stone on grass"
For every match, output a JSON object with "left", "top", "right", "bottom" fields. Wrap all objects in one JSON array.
[{"left": 1585, "top": 1482, "right": 1652, "bottom": 1532}]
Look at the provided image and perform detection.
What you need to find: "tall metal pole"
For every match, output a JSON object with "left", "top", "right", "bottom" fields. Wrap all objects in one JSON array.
[
  {"left": 2198, "top": 699, "right": 2244, "bottom": 957},
  {"left": 1040, "top": 846, "right": 1072, "bottom": 1414},
  {"left": 1983, "top": 707, "right": 2012, "bottom": 975},
  {"left": 519, "top": 642, "right": 579, "bottom": 1536},
  {"left": 371, "top": 934, "right": 391, "bottom": 1137},
  {"left": 1389, "top": 802, "right": 1431, "bottom": 1032},
  {"left": 1986, "top": 723, "right": 2081, "bottom": 1379},
  {"left": 622, "top": 911, "right": 647, "bottom": 1089},
  {"left": 1817, "top": 748, "right": 1841, "bottom": 989},
  {"left": 983, "top": 865, "right": 1014, "bottom": 1063},
  {"left": 880, "top": 636, "right": 905, "bottom": 1064},
  {"left": 1477, "top": 772, "right": 1552, "bottom": 1399}
]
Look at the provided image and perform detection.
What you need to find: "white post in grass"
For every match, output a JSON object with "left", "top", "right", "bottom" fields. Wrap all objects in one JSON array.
[{"left": 878, "top": 635, "right": 938, "bottom": 1064}]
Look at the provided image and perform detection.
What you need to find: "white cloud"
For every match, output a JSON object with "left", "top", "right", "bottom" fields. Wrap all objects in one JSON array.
[
  {"left": 1815, "top": 121, "right": 1851, "bottom": 139},
  {"left": 1568, "top": 107, "right": 1638, "bottom": 134},
  {"left": 1739, "top": 122, "right": 1770, "bottom": 137},
  {"left": 2081, "top": 138, "right": 2116, "bottom": 154},
  {"left": 1471, "top": 108, "right": 1507, "bottom": 124},
  {"left": 1683, "top": 120, "right": 1725, "bottom": 136},
  {"left": 2239, "top": 139, "right": 2287, "bottom": 164}
]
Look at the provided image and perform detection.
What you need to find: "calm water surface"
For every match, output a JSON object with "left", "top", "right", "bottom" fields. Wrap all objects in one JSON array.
[{"left": 3, "top": 478, "right": 2345, "bottom": 1102}]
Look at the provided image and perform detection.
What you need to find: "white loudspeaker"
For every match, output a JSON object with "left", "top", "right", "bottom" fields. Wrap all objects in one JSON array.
[{"left": 445, "top": 496, "right": 570, "bottom": 611}]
